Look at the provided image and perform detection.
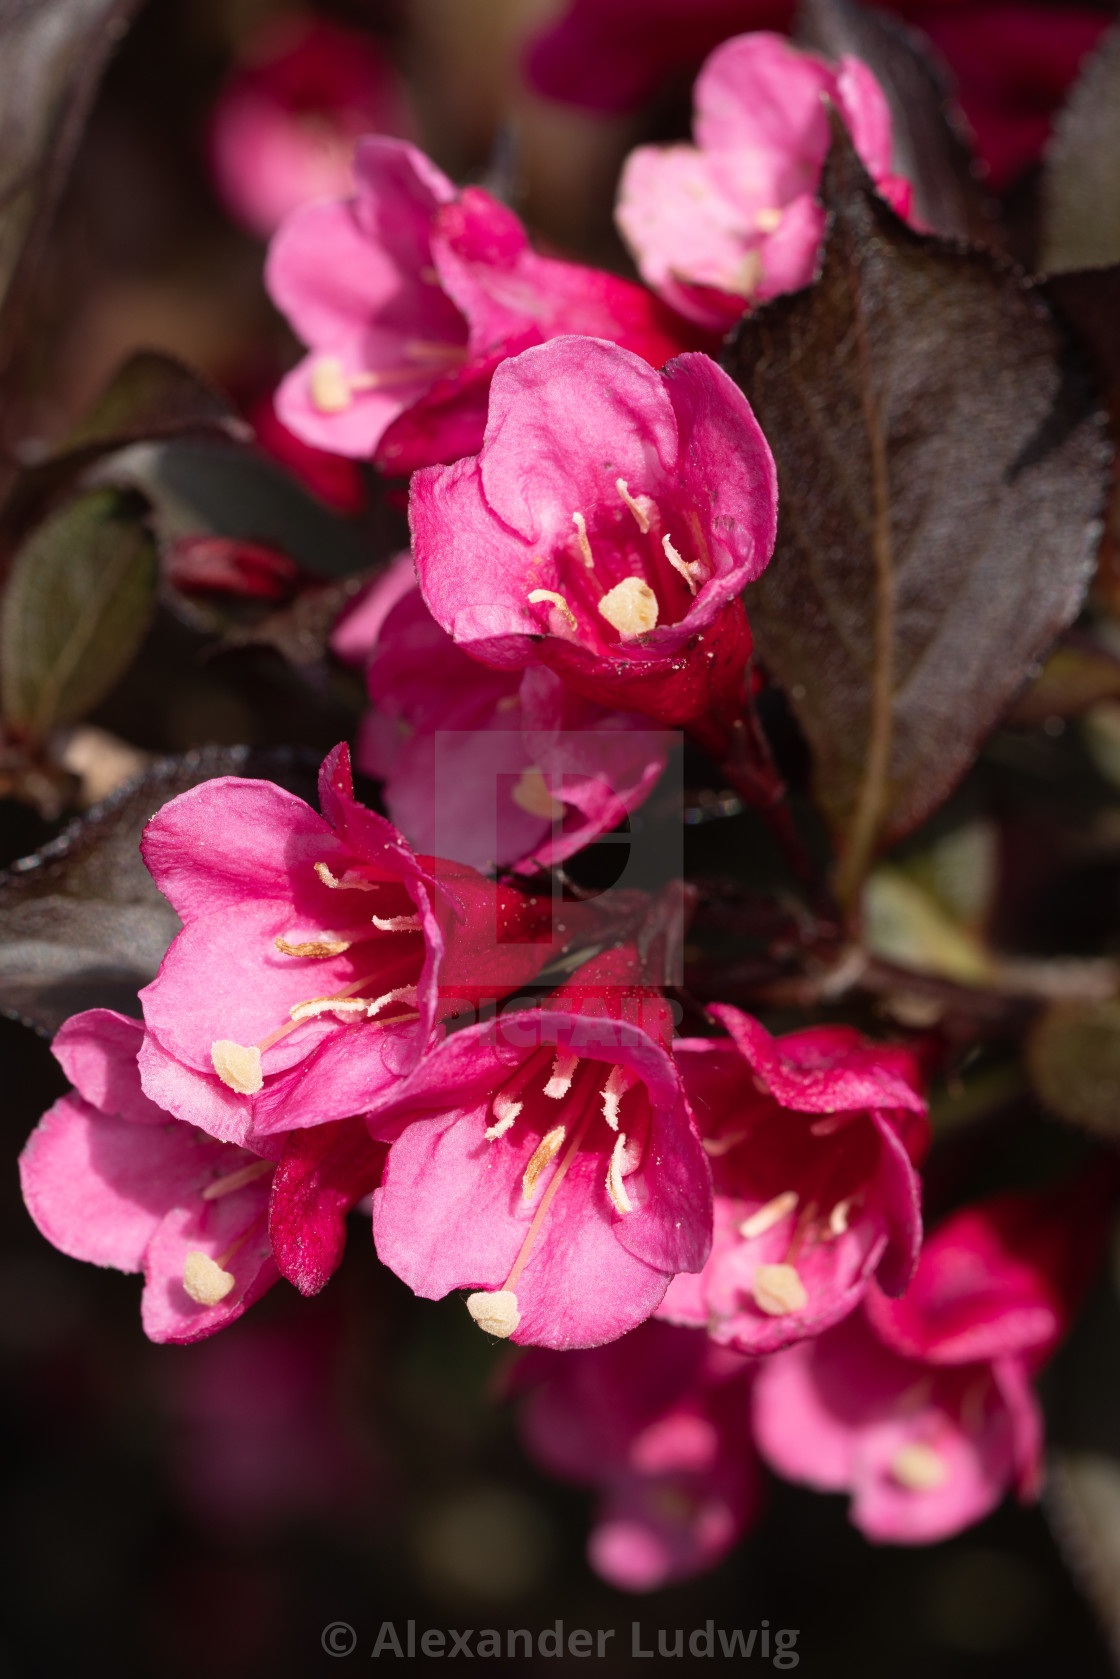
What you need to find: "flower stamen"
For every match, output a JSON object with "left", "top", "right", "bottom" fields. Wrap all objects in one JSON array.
[
  {"left": 200, "top": 1159, "right": 274, "bottom": 1201},
  {"left": 739, "top": 1190, "right": 798, "bottom": 1240},
  {"left": 598, "top": 576, "right": 658, "bottom": 638},
  {"left": 522, "top": 1125, "right": 567, "bottom": 1200},
  {"left": 572, "top": 511, "right": 595, "bottom": 569}
]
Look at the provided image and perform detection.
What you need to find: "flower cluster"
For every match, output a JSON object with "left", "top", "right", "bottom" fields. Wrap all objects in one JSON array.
[{"left": 19, "top": 19, "right": 1115, "bottom": 1597}]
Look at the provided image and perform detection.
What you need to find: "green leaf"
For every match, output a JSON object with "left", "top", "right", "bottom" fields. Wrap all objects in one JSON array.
[
  {"left": 0, "top": 487, "right": 158, "bottom": 743},
  {"left": 0, "top": 0, "right": 142, "bottom": 389},
  {"left": 1041, "top": 20, "right": 1120, "bottom": 274},
  {"left": 729, "top": 125, "right": 1108, "bottom": 909},
  {"left": 1027, "top": 999, "right": 1120, "bottom": 1138}
]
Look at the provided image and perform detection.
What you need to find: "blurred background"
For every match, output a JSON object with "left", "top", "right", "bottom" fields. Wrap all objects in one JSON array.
[{"left": 1, "top": 0, "right": 1120, "bottom": 1672}]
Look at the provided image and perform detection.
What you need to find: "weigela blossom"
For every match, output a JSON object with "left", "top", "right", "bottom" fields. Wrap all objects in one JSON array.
[
  {"left": 659, "top": 1006, "right": 927, "bottom": 1353},
  {"left": 616, "top": 33, "right": 913, "bottom": 332},
  {"left": 267, "top": 137, "right": 695, "bottom": 474},
  {"left": 752, "top": 1181, "right": 1111, "bottom": 1542},
  {"left": 525, "top": 0, "right": 1108, "bottom": 194},
  {"left": 208, "top": 14, "right": 415, "bottom": 238},
  {"left": 136, "top": 742, "right": 581, "bottom": 1148},
  {"left": 358, "top": 581, "right": 670, "bottom": 873},
  {"left": 370, "top": 947, "right": 712, "bottom": 1350},
  {"left": 410, "top": 336, "right": 777, "bottom": 744},
  {"left": 514, "top": 1320, "right": 757, "bottom": 1590},
  {"left": 19, "top": 1010, "right": 278, "bottom": 1343}
]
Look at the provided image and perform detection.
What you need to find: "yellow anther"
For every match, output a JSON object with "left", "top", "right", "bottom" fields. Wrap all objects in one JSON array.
[
  {"left": 200, "top": 1159, "right": 273, "bottom": 1201},
  {"left": 728, "top": 248, "right": 764, "bottom": 299},
  {"left": 738, "top": 1191, "right": 799, "bottom": 1241},
  {"left": 606, "top": 1132, "right": 635, "bottom": 1214},
  {"left": 522, "top": 1125, "right": 567, "bottom": 1200},
  {"left": 309, "top": 356, "right": 352, "bottom": 413},
  {"left": 663, "top": 534, "right": 703, "bottom": 595},
  {"left": 528, "top": 589, "right": 578, "bottom": 632},
  {"left": 602, "top": 1063, "right": 638, "bottom": 1130},
  {"left": 751, "top": 1261, "right": 808, "bottom": 1317},
  {"left": 755, "top": 206, "right": 784, "bottom": 234},
  {"left": 890, "top": 1442, "right": 947, "bottom": 1491},
  {"left": 616, "top": 478, "right": 653, "bottom": 533},
  {"left": 511, "top": 768, "right": 564, "bottom": 821},
  {"left": 211, "top": 1040, "right": 263, "bottom": 1095},
  {"left": 466, "top": 1289, "right": 521, "bottom": 1338},
  {"left": 543, "top": 1046, "right": 579, "bottom": 1100},
  {"left": 370, "top": 914, "right": 422, "bottom": 932},
  {"left": 572, "top": 511, "right": 595, "bottom": 569},
  {"left": 485, "top": 1092, "right": 523, "bottom": 1141},
  {"left": 182, "top": 1251, "right": 236, "bottom": 1306},
  {"left": 597, "top": 576, "right": 659, "bottom": 638},
  {"left": 274, "top": 936, "right": 352, "bottom": 958}
]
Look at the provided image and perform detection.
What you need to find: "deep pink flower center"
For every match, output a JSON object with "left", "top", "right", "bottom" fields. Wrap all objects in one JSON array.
[
  {"left": 209, "top": 862, "right": 428, "bottom": 1095},
  {"left": 465, "top": 1043, "right": 651, "bottom": 1338},
  {"left": 527, "top": 483, "right": 712, "bottom": 652}
]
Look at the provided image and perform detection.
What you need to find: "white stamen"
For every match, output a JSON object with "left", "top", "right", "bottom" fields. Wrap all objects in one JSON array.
[
  {"left": 274, "top": 935, "right": 352, "bottom": 958},
  {"left": 182, "top": 1251, "right": 236, "bottom": 1306},
  {"left": 371, "top": 914, "right": 422, "bottom": 932},
  {"left": 890, "top": 1442, "right": 947, "bottom": 1491},
  {"left": 211, "top": 1040, "right": 263, "bottom": 1095},
  {"left": 309, "top": 356, "right": 351, "bottom": 413},
  {"left": 751, "top": 1261, "right": 808, "bottom": 1317},
  {"left": 739, "top": 1190, "right": 799, "bottom": 1241},
  {"left": 827, "top": 1197, "right": 853, "bottom": 1239},
  {"left": 485, "top": 1093, "right": 523, "bottom": 1141},
  {"left": 755, "top": 206, "right": 784, "bottom": 233},
  {"left": 702, "top": 1129, "right": 747, "bottom": 1158},
  {"left": 315, "top": 862, "right": 379, "bottom": 890},
  {"left": 810, "top": 1113, "right": 850, "bottom": 1137},
  {"left": 598, "top": 576, "right": 658, "bottom": 638},
  {"left": 288, "top": 996, "right": 371, "bottom": 1023},
  {"left": 511, "top": 767, "right": 564, "bottom": 821},
  {"left": 200, "top": 1159, "right": 273, "bottom": 1201},
  {"left": 466, "top": 1289, "right": 521, "bottom": 1338},
  {"left": 662, "top": 534, "right": 703, "bottom": 595},
  {"left": 543, "top": 1047, "right": 580, "bottom": 1100},
  {"left": 572, "top": 511, "right": 595, "bottom": 568},
  {"left": 365, "top": 986, "right": 420, "bottom": 1018},
  {"left": 528, "top": 588, "right": 578, "bottom": 632},
  {"left": 602, "top": 1063, "right": 638, "bottom": 1130},
  {"left": 615, "top": 477, "right": 653, "bottom": 533},
  {"left": 522, "top": 1125, "right": 567, "bottom": 1200},
  {"left": 606, "top": 1132, "right": 635, "bottom": 1214},
  {"left": 728, "top": 248, "right": 764, "bottom": 300}
]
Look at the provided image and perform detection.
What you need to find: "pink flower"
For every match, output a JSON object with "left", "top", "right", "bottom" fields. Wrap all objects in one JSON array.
[
  {"left": 207, "top": 14, "right": 415, "bottom": 238},
  {"left": 514, "top": 1320, "right": 758, "bottom": 1590},
  {"left": 525, "top": 0, "right": 1108, "bottom": 195},
  {"left": 616, "top": 33, "right": 913, "bottom": 332},
  {"left": 269, "top": 1116, "right": 388, "bottom": 1298},
  {"left": 752, "top": 1180, "right": 1111, "bottom": 1542},
  {"left": 267, "top": 138, "right": 698, "bottom": 474},
  {"left": 357, "top": 582, "right": 670, "bottom": 873},
  {"left": 370, "top": 947, "right": 712, "bottom": 1350},
  {"left": 19, "top": 1010, "right": 279, "bottom": 1343},
  {"left": 136, "top": 743, "right": 580, "bottom": 1148},
  {"left": 659, "top": 1006, "right": 927, "bottom": 1352},
  {"left": 410, "top": 337, "right": 777, "bottom": 745}
]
